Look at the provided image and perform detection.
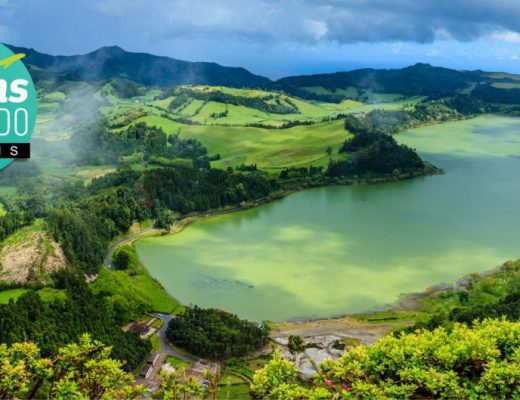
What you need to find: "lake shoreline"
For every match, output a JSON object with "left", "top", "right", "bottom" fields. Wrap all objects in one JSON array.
[
  {"left": 118, "top": 162, "right": 442, "bottom": 249},
  {"left": 113, "top": 164, "right": 442, "bottom": 322}
]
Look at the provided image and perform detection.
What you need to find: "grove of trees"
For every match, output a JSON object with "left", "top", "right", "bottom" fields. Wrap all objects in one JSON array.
[
  {"left": 166, "top": 306, "right": 270, "bottom": 360},
  {"left": 0, "top": 272, "right": 151, "bottom": 371}
]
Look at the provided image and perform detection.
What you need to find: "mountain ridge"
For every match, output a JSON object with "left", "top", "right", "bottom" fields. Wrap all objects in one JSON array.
[
  {"left": 6, "top": 44, "right": 272, "bottom": 88},
  {"left": 7, "top": 44, "right": 520, "bottom": 104}
]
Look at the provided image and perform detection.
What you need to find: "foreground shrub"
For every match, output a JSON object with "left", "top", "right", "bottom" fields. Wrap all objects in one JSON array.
[{"left": 252, "top": 319, "right": 520, "bottom": 399}]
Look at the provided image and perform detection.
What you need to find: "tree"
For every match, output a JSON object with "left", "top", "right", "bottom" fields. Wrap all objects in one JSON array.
[
  {"left": 0, "top": 335, "right": 146, "bottom": 400},
  {"left": 287, "top": 335, "right": 305, "bottom": 358},
  {"left": 0, "top": 273, "right": 151, "bottom": 371},
  {"left": 113, "top": 249, "right": 130, "bottom": 270},
  {"left": 204, "top": 370, "right": 220, "bottom": 400},
  {"left": 325, "top": 146, "right": 332, "bottom": 157},
  {"left": 154, "top": 208, "right": 176, "bottom": 231},
  {"left": 153, "top": 369, "right": 204, "bottom": 400}
]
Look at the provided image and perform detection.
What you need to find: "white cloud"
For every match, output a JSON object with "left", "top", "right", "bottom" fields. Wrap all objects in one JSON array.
[
  {"left": 486, "top": 30, "right": 520, "bottom": 43},
  {"left": 303, "top": 19, "right": 329, "bottom": 40}
]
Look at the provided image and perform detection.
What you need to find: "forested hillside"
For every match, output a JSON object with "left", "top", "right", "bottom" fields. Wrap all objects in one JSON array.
[{"left": 7, "top": 45, "right": 271, "bottom": 88}]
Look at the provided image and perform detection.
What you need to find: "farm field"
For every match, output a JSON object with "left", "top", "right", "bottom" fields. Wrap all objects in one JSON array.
[
  {"left": 179, "top": 119, "right": 351, "bottom": 170},
  {"left": 0, "top": 288, "right": 28, "bottom": 304},
  {"left": 21, "top": 80, "right": 427, "bottom": 181}
]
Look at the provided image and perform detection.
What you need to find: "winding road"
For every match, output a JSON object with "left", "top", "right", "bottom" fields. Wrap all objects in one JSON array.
[
  {"left": 153, "top": 313, "right": 198, "bottom": 362},
  {"left": 104, "top": 224, "right": 196, "bottom": 361},
  {"left": 105, "top": 228, "right": 157, "bottom": 270}
]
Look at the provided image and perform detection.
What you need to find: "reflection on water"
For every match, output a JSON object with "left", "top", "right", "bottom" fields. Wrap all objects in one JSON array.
[{"left": 136, "top": 116, "right": 520, "bottom": 321}]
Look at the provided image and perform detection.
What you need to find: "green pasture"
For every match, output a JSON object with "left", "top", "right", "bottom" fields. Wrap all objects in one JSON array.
[
  {"left": 0, "top": 288, "right": 28, "bottom": 304},
  {"left": 178, "top": 119, "right": 351, "bottom": 170}
]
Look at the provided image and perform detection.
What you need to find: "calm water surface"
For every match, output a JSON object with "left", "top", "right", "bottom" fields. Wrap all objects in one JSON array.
[{"left": 136, "top": 116, "right": 520, "bottom": 321}]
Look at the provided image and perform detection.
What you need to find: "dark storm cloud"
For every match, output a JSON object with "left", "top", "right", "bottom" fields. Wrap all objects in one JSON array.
[
  {"left": 1, "top": 0, "right": 520, "bottom": 77},
  {"left": 3, "top": 0, "right": 520, "bottom": 46},
  {"left": 89, "top": 0, "right": 520, "bottom": 44}
]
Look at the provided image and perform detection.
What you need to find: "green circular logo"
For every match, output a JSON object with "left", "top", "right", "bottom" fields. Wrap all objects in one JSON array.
[{"left": 0, "top": 43, "right": 37, "bottom": 170}]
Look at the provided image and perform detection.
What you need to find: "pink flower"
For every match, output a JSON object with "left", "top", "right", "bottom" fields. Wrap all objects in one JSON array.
[{"left": 324, "top": 379, "right": 332, "bottom": 387}]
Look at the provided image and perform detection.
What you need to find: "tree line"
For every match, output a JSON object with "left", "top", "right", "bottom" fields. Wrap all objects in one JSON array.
[{"left": 164, "top": 87, "right": 299, "bottom": 115}]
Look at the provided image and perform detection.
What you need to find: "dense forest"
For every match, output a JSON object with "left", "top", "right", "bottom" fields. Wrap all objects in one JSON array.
[
  {"left": 326, "top": 113, "right": 426, "bottom": 177},
  {"left": 325, "top": 95, "right": 487, "bottom": 178},
  {"left": 166, "top": 306, "right": 269, "bottom": 360},
  {"left": 46, "top": 164, "right": 278, "bottom": 273},
  {"left": 0, "top": 209, "right": 35, "bottom": 242},
  {"left": 73, "top": 120, "right": 210, "bottom": 167},
  {"left": 0, "top": 271, "right": 150, "bottom": 371}
]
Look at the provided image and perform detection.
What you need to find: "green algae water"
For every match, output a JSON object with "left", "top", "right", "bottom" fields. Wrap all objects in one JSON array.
[{"left": 136, "top": 116, "right": 520, "bottom": 321}]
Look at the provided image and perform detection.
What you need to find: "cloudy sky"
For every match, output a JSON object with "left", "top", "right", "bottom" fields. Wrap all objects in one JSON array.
[{"left": 1, "top": 0, "right": 520, "bottom": 78}]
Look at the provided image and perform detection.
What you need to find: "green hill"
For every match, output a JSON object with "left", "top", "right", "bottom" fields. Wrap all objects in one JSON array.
[
  {"left": 275, "top": 63, "right": 520, "bottom": 104},
  {"left": 7, "top": 44, "right": 271, "bottom": 88}
]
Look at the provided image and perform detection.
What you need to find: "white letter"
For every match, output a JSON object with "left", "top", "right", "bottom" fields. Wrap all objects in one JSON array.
[
  {"left": 8, "top": 79, "right": 28, "bottom": 103},
  {"left": 10, "top": 146, "right": 18, "bottom": 157},
  {"left": 0, "top": 80, "right": 7, "bottom": 103}
]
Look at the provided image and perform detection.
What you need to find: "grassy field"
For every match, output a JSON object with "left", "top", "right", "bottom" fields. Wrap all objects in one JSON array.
[
  {"left": 217, "top": 383, "right": 251, "bottom": 400},
  {"left": 179, "top": 119, "right": 351, "bottom": 170},
  {"left": 150, "top": 335, "right": 161, "bottom": 353},
  {"left": 126, "top": 116, "right": 352, "bottom": 170},
  {"left": 0, "top": 288, "right": 28, "bottom": 303},
  {"left": 92, "top": 244, "right": 182, "bottom": 314},
  {"left": 27, "top": 81, "right": 422, "bottom": 178},
  {"left": 165, "top": 356, "right": 192, "bottom": 370}
]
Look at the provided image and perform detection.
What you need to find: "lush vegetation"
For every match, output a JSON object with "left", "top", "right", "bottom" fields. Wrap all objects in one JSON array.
[
  {"left": 0, "top": 334, "right": 217, "bottom": 400},
  {"left": 0, "top": 272, "right": 150, "bottom": 371},
  {"left": 4, "top": 47, "right": 520, "bottom": 392},
  {"left": 0, "top": 334, "right": 147, "bottom": 399},
  {"left": 324, "top": 96, "right": 486, "bottom": 178},
  {"left": 74, "top": 119, "right": 210, "bottom": 168},
  {"left": 47, "top": 187, "right": 142, "bottom": 272},
  {"left": 252, "top": 319, "right": 520, "bottom": 399},
  {"left": 166, "top": 306, "right": 269, "bottom": 360},
  {"left": 0, "top": 208, "right": 35, "bottom": 242},
  {"left": 405, "top": 259, "right": 520, "bottom": 333},
  {"left": 326, "top": 113, "right": 426, "bottom": 177},
  {"left": 92, "top": 244, "right": 181, "bottom": 314}
]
